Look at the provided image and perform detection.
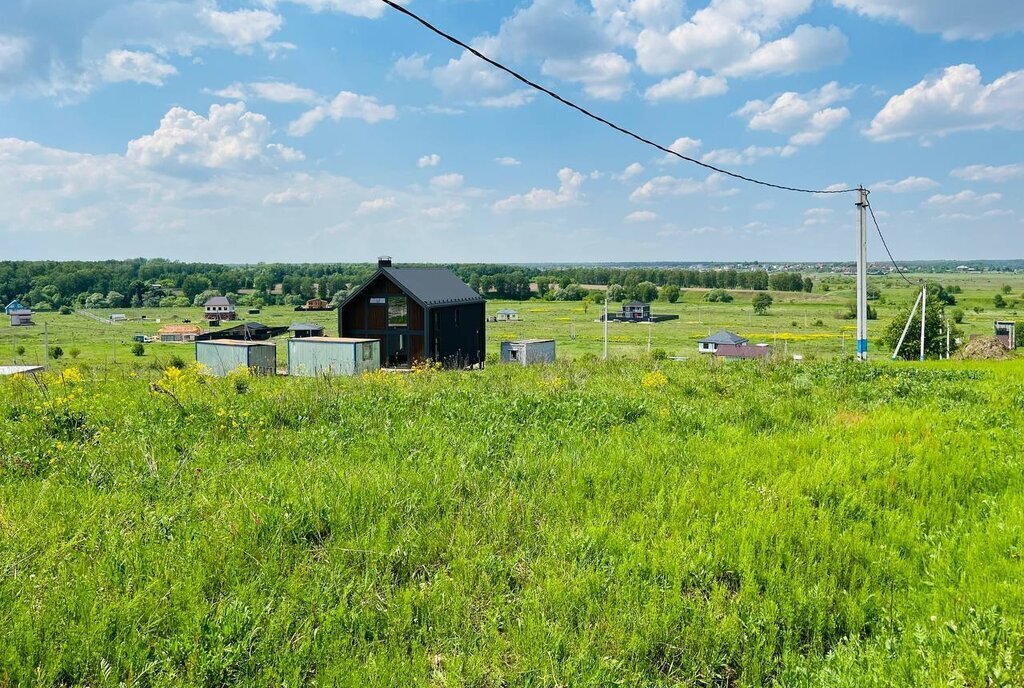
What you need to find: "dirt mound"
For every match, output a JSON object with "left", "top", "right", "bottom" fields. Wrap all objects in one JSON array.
[{"left": 957, "top": 336, "right": 1013, "bottom": 360}]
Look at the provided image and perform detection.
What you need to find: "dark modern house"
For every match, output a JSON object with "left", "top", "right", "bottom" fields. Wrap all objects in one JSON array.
[
  {"left": 602, "top": 300, "right": 678, "bottom": 323},
  {"left": 339, "top": 257, "right": 485, "bottom": 369}
]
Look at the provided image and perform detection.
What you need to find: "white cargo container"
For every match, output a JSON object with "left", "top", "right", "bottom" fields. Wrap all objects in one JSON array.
[
  {"left": 195, "top": 340, "right": 277, "bottom": 377},
  {"left": 287, "top": 337, "right": 380, "bottom": 377},
  {"left": 500, "top": 339, "right": 556, "bottom": 365}
]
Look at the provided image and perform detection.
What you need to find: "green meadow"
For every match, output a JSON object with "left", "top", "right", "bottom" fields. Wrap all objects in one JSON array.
[
  {"left": 4, "top": 272, "right": 1023, "bottom": 369},
  {"left": 1, "top": 357, "right": 1023, "bottom": 686}
]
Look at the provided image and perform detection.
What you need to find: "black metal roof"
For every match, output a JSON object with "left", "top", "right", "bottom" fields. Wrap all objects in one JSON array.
[
  {"left": 380, "top": 267, "right": 484, "bottom": 307},
  {"left": 289, "top": 322, "right": 325, "bottom": 331},
  {"left": 699, "top": 329, "right": 749, "bottom": 345},
  {"left": 624, "top": 300, "right": 649, "bottom": 307}
]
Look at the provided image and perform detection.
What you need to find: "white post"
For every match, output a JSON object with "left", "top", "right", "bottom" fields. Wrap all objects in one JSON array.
[
  {"left": 856, "top": 187, "right": 869, "bottom": 360},
  {"left": 891, "top": 288, "right": 924, "bottom": 360},
  {"left": 946, "top": 318, "right": 951, "bottom": 359},
  {"left": 43, "top": 322, "right": 49, "bottom": 370},
  {"left": 603, "top": 291, "right": 608, "bottom": 361},
  {"left": 919, "top": 284, "right": 927, "bottom": 361}
]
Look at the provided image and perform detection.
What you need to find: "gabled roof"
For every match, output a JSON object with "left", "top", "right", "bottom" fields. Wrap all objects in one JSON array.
[
  {"left": 699, "top": 329, "right": 749, "bottom": 345},
  {"left": 382, "top": 267, "right": 484, "bottom": 306},
  {"left": 5, "top": 300, "right": 27, "bottom": 314},
  {"left": 204, "top": 296, "right": 234, "bottom": 307},
  {"left": 158, "top": 324, "right": 202, "bottom": 334},
  {"left": 497, "top": 309, "right": 519, "bottom": 315},
  {"left": 343, "top": 266, "right": 483, "bottom": 310},
  {"left": 624, "top": 300, "right": 649, "bottom": 307},
  {"left": 289, "top": 322, "right": 325, "bottom": 332}
]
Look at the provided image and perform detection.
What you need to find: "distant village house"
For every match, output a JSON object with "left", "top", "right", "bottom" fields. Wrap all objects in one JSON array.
[
  {"left": 158, "top": 324, "right": 202, "bottom": 343},
  {"left": 203, "top": 296, "right": 237, "bottom": 321},
  {"left": 5, "top": 300, "right": 34, "bottom": 327}
]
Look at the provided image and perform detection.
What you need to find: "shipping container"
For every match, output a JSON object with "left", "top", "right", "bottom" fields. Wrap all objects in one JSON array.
[
  {"left": 195, "top": 340, "right": 277, "bottom": 376},
  {"left": 500, "top": 339, "right": 556, "bottom": 365},
  {"left": 287, "top": 337, "right": 380, "bottom": 377}
]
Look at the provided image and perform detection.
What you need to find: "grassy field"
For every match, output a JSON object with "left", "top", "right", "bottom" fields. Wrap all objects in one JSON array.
[
  {"left": 1, "top": 357, "right": 1023, "bottom": 686},
  {"left": 3, "top": 272, "right": 1024, "bottom": 369}
]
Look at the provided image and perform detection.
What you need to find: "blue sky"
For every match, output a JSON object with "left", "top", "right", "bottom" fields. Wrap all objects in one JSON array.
[{"left": 0, "top": 0, "right": 1021, "bottom": 263}]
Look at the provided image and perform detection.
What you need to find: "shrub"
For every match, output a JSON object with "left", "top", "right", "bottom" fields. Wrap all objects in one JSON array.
[
  {"left": 168, "top": 355, "right": 186, "bottom": 370},
  {"left": 69, "top": 348, "right": 81, "bottom": 359},
  {"left": 752, "top": 293, "right": 773, "bottom": 315},
  {"left": 951, "top": 308, "right": 965, "bottom": 324},
  {"left": 15, "top": 345, "right": 25, "bottom": 357},
  {"left": 131, "top": 343, "right": 145, "bottom": 357},
  {"left": 59, "top": 306, "right": 73, "bottom": 315},
  {"left": 49, "top": 346, "right": 63, "bottom": 360},
  {"left": 650, "top": 348, "right": 668, "bottom": 361},
  {"left": 704, "top": 289, "right": 733, "bottom": 303},
  {"left": 994, "top": 294, "right": 1007, "bottom": 309}
]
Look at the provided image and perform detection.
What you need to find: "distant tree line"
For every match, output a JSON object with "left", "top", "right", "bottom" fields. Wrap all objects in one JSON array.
[{"left": 1, "top": 260, "right": 814, "bottom": 310}]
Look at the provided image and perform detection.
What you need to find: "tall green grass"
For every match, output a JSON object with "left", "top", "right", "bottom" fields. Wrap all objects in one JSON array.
[{"left": 1, "top": 358, "right": 1022, "bottom": 686}]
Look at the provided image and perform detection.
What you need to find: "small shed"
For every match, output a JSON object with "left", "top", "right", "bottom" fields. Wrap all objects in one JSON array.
[
  {"left": 195, "top": 340, "right": 276, "bottom": 377},
  {"left": 289, "top": 322, "right": 325, "bottom": 338},
  {"left": 501, "top": 339, "right": 556, "bottom": 365},
  {"left": 495, "top": 309, "right": 520, "bottom": 321},
  {"left": 995, "top": 321, "right": 1016, "bottom": 350},
  {"left": 158, "top": 324, "right": 202, "bottom": 343},
  {"left": 698, "top": 330, "right": 748, "bottom": 353},
  {"left": 287, "top": 337, "right": 380, "bottom": 377},
  {"left": 8, "top": 309, "right": 34, "bottom": 326},
  {"left": 109, "top": 313, "right": 127, "bottom": 322}
]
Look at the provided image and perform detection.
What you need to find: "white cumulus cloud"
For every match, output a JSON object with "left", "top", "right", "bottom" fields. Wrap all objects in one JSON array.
[
  {"left": 950, "top": 164, "right": 1023, "bottom": 183},
  {"left": 418, "top": 153, "right": 441, "bottom": 168},
  {"left": 541, "top": 52, "right": 632, "bottom": 100},
  {"left": 288, "top": 91, "right": 397, "bottom": 136},
  {"left": 126, "top": 102, "right": 301, "bottom": 173},
  {"left": 625, "top": 210, "right": 659, "bottom": 223},
  {"left": 356, "top": 196, "right": 397, "bottom": 215},
  {"left": 644, "top": 71, "right": 728, "bottom": 102},
  {"left": 629, "top": 172, "right": 731, "bottom": 201},
  {"left": 833, "top": 0, "right": 1024, "bottom": 40},
  {"left": 736, "top": 81, "right": 854, "bottom": 146},
  {"left": 494, "top": 167, "right": 585, "bottom": 212},
  {"left": 866, "top": 64, "right": 1024, "bottom": 142},
  {"left": 871, "top": 176, "right": 940, "bottom": 193},
  {"left": 99, "top": 50, "right": 177, "bottom": 85}
]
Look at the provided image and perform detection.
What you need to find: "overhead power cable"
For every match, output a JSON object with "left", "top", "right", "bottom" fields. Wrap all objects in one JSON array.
[
  {"left": 378, "top": 0, "right": 859, "bottom": 196},
  {"left": 866, "top": 199, "right": 915, "bottom": 286}
]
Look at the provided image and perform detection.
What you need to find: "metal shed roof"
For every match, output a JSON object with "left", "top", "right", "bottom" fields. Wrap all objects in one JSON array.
[
  {"left": 204, "top": 296, "right": 233, "bottom": 306},
  {"left": 699, "top": 329, "right": 749, "bottom": 345},
  {"left": 288, "top": 322, "right": 325, "bottom": 331},
  {"left": 380, "top": 267, "right": 484, "bottom": 306}
]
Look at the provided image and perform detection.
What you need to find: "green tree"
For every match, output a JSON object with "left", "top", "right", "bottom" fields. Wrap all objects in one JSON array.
[
  {"left": 131, "top": 343, "right": 145, "bottom": 356},
  {"left": 631, "top": 281, "right": 659, "bottom": 303},
  {"left": 660, "top": 284, "right": 680, "bottom": 303},
  {"left": 704, "top": 289, "right": 733, "bottom": 303},
  {"left": 993, "top": 293, "right": 1007, "bottom": 309},
  {"left": 752, "top": 293, "right": 773, "bottom": 315},
  {"left": 802, "top": 277, "right": 813, "bottom": 293},
  {"left": 882, "top": 297, "right": 958, "bottom": 360},
  {"left": 49, "top": 346, "right": 63, "bottom": 360},
  {"left": 607, "top": 284, "right": 626, "bottom": 302},
  {"left": 951, "top": 308, "right": 964, "bottom": 324}
]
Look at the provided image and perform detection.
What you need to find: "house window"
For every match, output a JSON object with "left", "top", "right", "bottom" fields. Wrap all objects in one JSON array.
[
  {"left": 388, "top": 296, "right": 408, "bottom": 327},
  {"left": 370, "top": 297, "right": 386, "bottom": 305}
]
